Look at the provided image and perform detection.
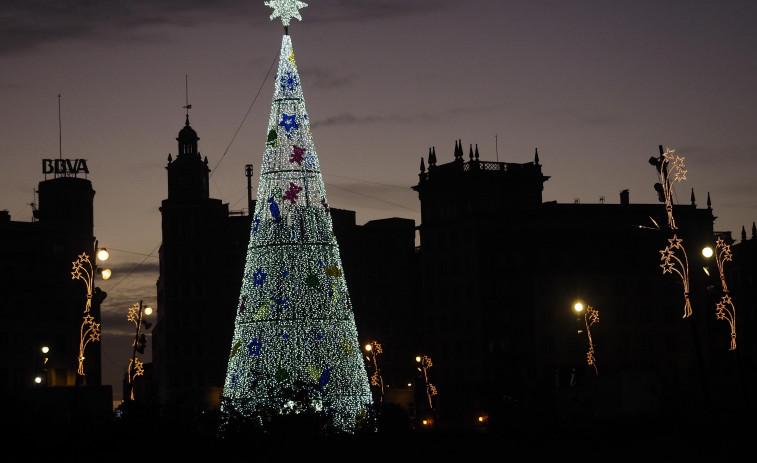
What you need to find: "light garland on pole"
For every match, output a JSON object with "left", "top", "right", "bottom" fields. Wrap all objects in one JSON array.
[
  {"left": 713, "top": 237, "right": 737, "bottom": 350},
  {"left": 71, "top": 245, "right": 110, "bottom": 376},
  {"left": 575, "top": 303, "right": 600, "bottom": 375},
  {"left": 416, "top": 355, "right": 437, "bottom": 411},
  {"left": 364, "top": 341, "right": 384, "bottom": 404},
  {"left": 651, "top": 145, "right": 692, "bottom": 318},
  {"left": 220, "top": 0, "right": 373, "bottom": 435},
  {"left": 126, "top": 300, "right": 152, "bottom": 400}
]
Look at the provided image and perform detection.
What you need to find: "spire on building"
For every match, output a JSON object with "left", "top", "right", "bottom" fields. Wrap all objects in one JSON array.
[
  {"left": 691, "top": 188, "right": 696, "bottom": 207},
  {"left": 534, "top": 147, "right": 540, "bottom": 165},
  {"left": 176, "top": 114, "right": 200, "bottom": 157},
  {"left": 454, "top": 139, "right": 463, "bottom": 161}
]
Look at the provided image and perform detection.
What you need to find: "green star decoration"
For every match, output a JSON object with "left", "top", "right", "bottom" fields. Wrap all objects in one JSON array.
[{"left": 265, "top": 0, "right": 308, "bottom": 27}]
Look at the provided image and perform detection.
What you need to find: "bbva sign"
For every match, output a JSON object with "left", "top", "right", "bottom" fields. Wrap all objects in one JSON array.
[{"left": 42, "top": 158, "right": 89, "bottom": 175}]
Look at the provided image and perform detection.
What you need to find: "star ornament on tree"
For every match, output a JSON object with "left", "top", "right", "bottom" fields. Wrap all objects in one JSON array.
[{"left": 265, "top": 0, "right": 308, "bottom": 27}]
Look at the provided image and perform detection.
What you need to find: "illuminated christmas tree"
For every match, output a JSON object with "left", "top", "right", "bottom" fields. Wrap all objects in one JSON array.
[{"left": 220, "top": 0, "right": 373, "bottom": 435}]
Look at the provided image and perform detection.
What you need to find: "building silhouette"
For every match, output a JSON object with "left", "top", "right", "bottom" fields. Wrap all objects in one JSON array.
[
  {"left": 152, "top": 114, "right": 252, "bottom": 424},
  {"left": 412, "top": 140, "right": 752, "bottom": 429},
  {"left": 1, "top": 166, "right": 112, "bottom": 426}
]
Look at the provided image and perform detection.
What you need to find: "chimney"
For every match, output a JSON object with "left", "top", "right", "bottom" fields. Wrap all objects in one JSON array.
[{"left": 620, "top": 189, "right": 629, "bottom": 205}]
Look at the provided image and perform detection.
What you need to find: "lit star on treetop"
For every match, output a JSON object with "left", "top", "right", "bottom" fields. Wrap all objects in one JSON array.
[{"left": 265, "top": 0, "right": 308, "bottom": 27}]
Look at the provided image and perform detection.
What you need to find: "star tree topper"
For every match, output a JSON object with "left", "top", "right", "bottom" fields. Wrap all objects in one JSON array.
[{"left": 265, "top": 0, "right": 308, "bottom": 28}]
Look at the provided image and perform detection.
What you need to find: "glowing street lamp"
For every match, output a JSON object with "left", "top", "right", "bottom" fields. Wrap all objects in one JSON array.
[
  {"left": 363, "top": 341, "right": 384, "bottom": 404},
  {"left": 416, "top": 355, "right": 437, "bottom": 411},
  {"left": 127, "top": 300, "right": 153, "bottom": 401},
  {"left": 71, "top": 241, "right": 111, "bottom": 376},
  {"left": 35, "top": 346, "right": 50, "bottom": 385},
  {"left": 574, "top": 302, "right": 600, "bottom": 375}
]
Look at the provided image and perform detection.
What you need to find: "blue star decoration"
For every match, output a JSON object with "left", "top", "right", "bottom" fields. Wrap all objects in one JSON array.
[
  {"left": 318, "top": 365, "right": 333, "bottom": 392},
  {"left": 253, "top": 267, "right": 267, "bottom": 286},
  {"left": 280, "top": 71, "right": 300, "bottom": 93},
  {"left": 268, "top": 196, "right": 282, "bottom": 223},
  {"left": 247, "top": 338, "right": 263, "bottom": 356},
  {"left": 271, "top": 294, "right": 289, "bottom": 312},
  {"left": 279, "top": 113, "right": 298, "bottom": 133},
  {"left": 265, "top": 0, "right": 308, "bottom": 27}
]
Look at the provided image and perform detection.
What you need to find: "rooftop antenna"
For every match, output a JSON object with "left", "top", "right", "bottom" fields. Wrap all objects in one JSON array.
[
  {"left": 495, "top": 133, "right": 498, "bottom": 162},
  {"left": 183, "top": 74, "right": 192, "bottom": 118},
  {"left": 58, "top": 93, "right": 62, "bottom": 159}
]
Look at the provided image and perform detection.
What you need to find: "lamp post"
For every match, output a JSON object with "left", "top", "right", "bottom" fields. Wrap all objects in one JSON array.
[
  {"left": 71, "top": 241, "right": 111, "bottom": 376},
  {"left": 574, "top": 302, "right": 599, "bottom": 375},
  {"left": 416, "top": 354, "right": 437, "bottom": 426},
  {"left": 127, "top": 300, "right": 152, "bottom": 401},
  {"left": 34, "top": 346, "right": 50, "bottom": 386},
  {"left": 363, "top": 341, "right": 384, "bottom": 404}
]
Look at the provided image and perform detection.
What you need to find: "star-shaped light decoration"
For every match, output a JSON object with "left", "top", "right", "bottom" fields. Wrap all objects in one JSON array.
[
  {"left": 659, "top": 234, "right": 692, "bottom": 318},
  {"left": 265, "top": 0, "right": 308, "bottom": 28}
]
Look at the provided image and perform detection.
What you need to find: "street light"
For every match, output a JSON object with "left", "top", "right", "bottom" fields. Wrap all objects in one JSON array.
[
  {"left": 35, "top": 346, "right": 50, "bottom": 385},
  {"left": 363, "top": 341, "right": 384, "bottom": 404},
  {"left": 71, "top": 240, "right": 111, "bottom": 376},
  {"left": 574, "top": 302, "right": 600, "bottom": 374},
  {"left": 127, "top": 300, "right": 152, "bottom": 401},
  {"left": 416, "top": 355, "right": 437, "bottom": 412}
]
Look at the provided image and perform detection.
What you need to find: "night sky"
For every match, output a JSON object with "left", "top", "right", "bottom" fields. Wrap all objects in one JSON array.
[{"left": 2, "top": 0, "right": 756, "bottom": 404}]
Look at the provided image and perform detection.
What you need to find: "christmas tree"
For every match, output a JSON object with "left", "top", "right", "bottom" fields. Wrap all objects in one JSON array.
[{"left": 220, "top": 0, "right": 373, "bottom": 435}]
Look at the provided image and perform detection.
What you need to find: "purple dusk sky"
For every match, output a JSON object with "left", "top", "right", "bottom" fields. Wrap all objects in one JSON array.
[{"left": 2, "top": 0, "right": 756, "bottom": 403}]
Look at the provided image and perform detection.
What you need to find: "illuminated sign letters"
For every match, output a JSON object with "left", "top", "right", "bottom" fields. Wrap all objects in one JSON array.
[{"left": 42, "top": 159, "right": 90, "bottom": 175}]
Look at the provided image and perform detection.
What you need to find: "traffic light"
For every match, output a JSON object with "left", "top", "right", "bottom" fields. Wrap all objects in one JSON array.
[
  {"left": 92, "top": 287, "right": 107, "bottom": 309},
  {"left": 135, "top": 334, "right": 147, "bottom": 354},
  {"left": 654, "top": 182, "right": 665, "bottom": 202}
]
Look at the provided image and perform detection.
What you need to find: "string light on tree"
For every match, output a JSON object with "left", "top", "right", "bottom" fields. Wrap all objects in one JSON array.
[{"left": 219, "top": 1, "right": 373, "bottom": 436}]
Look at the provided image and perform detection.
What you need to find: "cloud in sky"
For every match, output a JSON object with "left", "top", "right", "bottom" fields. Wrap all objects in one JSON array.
[{"left": 0, "top": 0, "right": 456, "bottom": 56}]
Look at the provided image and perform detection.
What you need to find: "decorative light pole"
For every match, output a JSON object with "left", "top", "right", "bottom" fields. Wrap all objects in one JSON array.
[
  {"left": 364, "top": 341, "right": 384, "bottom": 404},
  {"left": 71, "top": 242, "right": 111, "bottom": 376},
  {"left": 574, "top": 302, "right": 600, "bottom": 374},
  {"left": 650, "top": 145, "right": 693, "bottom": 318},
  {"left": 127, "top": 300, "right": 152, "bottom": 401},
  {"left": 711, "top": 238, "right": 737, "bottom": 350},
  {"left": 416, "top": 355, "right": 437, "bottom": 414}
]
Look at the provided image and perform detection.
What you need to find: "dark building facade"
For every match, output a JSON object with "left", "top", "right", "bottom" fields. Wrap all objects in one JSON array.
[
  {"left": 1, "top": 166, "right": 112, "bottom": 425},
  {"left": 331, "top": 209, "right": 420, "bottom": 418},
  {"left": 412, "top": 140, "right": 752, "bottom": 429},
  {"left": 152, "top": 115, "right": 252, "bottom": 421}
]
